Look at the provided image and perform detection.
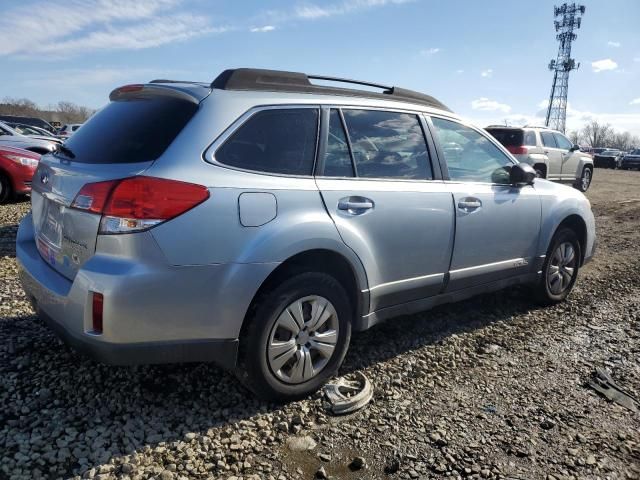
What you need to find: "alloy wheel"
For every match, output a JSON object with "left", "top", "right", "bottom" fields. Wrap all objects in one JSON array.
[
  {"left": 547, "top": 242, "right": 577, "bottom": 295},
  {"left": 267, "top": 295, "right": 339, "bottom": 384}
]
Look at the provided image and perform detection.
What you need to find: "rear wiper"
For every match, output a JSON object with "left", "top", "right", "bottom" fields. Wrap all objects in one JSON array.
[{"left": 55, "top": 144, "right": 76, "bottom": 159}]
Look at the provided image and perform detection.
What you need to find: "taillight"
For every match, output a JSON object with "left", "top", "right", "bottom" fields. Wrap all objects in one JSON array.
[
  {"left": 71, "top": 176, "right": 209, "bottom": 234},
  {"left": 507, "top": 146, "right": 528, "bottom": 155},
  {"left": 92, "top": 292, "right": 104, "bottom": 334}
]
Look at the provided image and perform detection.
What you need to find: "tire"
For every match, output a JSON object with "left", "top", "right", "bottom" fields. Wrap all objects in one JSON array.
[
  {"left": 0, "top": 173, "right": 12, "bottom": 204},
  {"left": 575, "top": 166, "right": 592, "bottom": 192},
  {"left": 236, "top": 272, "right": 352, "bottom": 401},
  {"left": 533, "top": 228, "right": 581, "bottom": 305}
]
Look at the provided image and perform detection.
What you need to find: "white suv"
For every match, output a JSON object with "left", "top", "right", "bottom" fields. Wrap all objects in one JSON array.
[{"left": 486, "top": 125, "right": 593, "bottom": 192}]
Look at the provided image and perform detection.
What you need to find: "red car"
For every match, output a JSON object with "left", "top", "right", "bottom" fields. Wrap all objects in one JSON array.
[{"left": 0, "top": 146, "right": 41, "bottom": 204}]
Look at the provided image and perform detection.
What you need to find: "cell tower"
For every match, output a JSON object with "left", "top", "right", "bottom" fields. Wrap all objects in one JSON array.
[{"left": 545, "top": 3, "right": 586, "bottom": 133}]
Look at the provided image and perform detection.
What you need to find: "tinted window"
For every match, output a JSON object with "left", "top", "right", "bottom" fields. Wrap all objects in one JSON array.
[
  {"left": 432, "top": 117, "right": 513, "bottom": 184},
  {"left": 342, "top": 110, "right": 432, "bottom": 179},
  {"left": 63, "top": 98, "right": 197, "bottom": 164},
  {"left": 553, "top": 133, "right": 573, "bottom": 150},
  {"left": 485, "top": 128, "right": 523, "bottom": 147},
  {"left": 216, "top": 108, "right": 318, "bottom": 175},
  {"left": 524, "top": 131, "right": 537, "bottom": 146},
  {"left": 323, "top": 110, "right": 354, "bottom": 177},
  {"left": 540, "top": 131, "right": 557, "bottom": 148}
]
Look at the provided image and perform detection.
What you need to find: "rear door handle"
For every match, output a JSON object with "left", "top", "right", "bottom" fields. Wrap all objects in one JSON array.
[
  {"left": 458, "top": 197, "right": 482, "bottom": 212},
  {"left": 338, "top": 196, "right": 374, "bottom": 214}
]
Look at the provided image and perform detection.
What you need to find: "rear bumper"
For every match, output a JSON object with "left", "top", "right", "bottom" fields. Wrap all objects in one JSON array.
[
  {"left": 34, "top": 306, "right": 238, "bottom": 367},
  {"left": 16, "top": 213, "right": 276, "bottom": 369}
]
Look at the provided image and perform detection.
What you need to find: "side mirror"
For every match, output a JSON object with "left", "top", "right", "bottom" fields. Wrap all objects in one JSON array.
[
  {"left": 510, "top": 163, "right": 536, "bottom": 186},
  {"left": 570, "top": 144, "right": 580, "bottom": 152}
]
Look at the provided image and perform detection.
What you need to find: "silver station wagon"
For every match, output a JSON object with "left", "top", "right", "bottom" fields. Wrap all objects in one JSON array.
[{"left": 17, "top": 69, "right": 596, "bottom": 400}]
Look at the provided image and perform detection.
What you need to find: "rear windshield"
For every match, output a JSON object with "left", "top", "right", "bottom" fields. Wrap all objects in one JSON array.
[
  {"left": 61, "top": 97, "right": 197, "bottom": 164},
  {"left": 485, "top": 129, "right": 523, "bottom": 147}
]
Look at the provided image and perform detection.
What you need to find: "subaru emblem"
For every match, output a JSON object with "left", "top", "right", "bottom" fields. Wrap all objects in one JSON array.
[{"left": 41, "top": 173, "right": 49, "bottom": 184}]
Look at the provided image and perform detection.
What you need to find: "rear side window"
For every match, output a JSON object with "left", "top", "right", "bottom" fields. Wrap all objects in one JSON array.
[
  {"left": 342, "top": 109, "right": 432, "bottom": 180},
  {"left": 216, "top": 108, "right": 318, "bottom": 175},
  {"left": 63, "top": 98, "right": 197, "bottom": 164},
  {"left": 540, "top": 131, "right": 557, "bottom": 148},
  {"left": 524, "top": 131, "right": 536, "bottom": 146},
  {"left": 486, "top": 129, "right": 523, "bottom": 147}
]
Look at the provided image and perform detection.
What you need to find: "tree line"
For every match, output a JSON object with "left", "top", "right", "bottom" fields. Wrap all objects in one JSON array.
[
  {"left": 568, "top": 120, "right": 640, "bottom": 151},
  {"left": 0, "top": 97, "right": 95, "bottom": 125}
]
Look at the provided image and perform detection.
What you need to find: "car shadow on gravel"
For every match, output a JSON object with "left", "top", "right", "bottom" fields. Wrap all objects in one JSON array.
[{"left": 0, "top": 286, "right": 539, "bottom": 477}]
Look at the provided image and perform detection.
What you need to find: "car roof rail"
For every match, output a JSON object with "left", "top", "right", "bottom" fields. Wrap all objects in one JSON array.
[
  {"left": 485, "top": 124, "right": 521, "bottom": 128},
  {"left": 523, "top": 124, "right": 552, "bottom": 129},
  {"left": 210, "top": 68, "right": 451, "bottom": 111}
]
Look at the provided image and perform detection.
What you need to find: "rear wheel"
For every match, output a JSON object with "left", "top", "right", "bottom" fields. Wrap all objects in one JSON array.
[
  {"left": 0, "top": 173, "right": 12, "bottom": 204},
  {"left": 534, "top": 228, "right": 581, "bottom": 305},
  {"left": 236, "top": 272, "right": 352, "bottom": 401},
  {"left": 575, "top": 166, "right": 592, "bottom": 192}
]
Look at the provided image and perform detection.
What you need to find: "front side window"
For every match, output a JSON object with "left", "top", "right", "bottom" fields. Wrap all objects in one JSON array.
[
  {"left": 341, "top": 109, "right": 432, "bottom": 180},
  {"left": 431, "top": 117, "right": 513, "bottom": 184},
  {"left": 553, "top": 133, "right": 573, "bottom": 150},
  {"left": 540, "top": 131, "right": 557, "bottom": 148},
  {"left": 323, "top": 110, "right": 354, "bottom": 177},
  {"left": 216, "top": 108, "right": 318, "bottom": 175}
]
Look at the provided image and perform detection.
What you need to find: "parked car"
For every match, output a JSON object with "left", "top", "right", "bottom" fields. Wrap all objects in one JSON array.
[
  {"left": 0, "top": 121, "right": 59, "bottom": 155},
  {"left": 485, "top": 125, "right": 594, "bottom": 192},
  {"left": 0, "top": 146, "right": 40, "bottom": 203},
  {"left": 620, "top": 149, "right": 640, "bottom": 170},
  {"left": 0, "top": 115, "right": 55, "bottom": 133},
  {"left": 17, "top": 68, "right": 596, "bottom": 401},
  {"left": 56, "top": 123, "right": 83, "bottom": 139},
  {"left": 6, "top": 122, "right": 63, "bottom": 145},
  {"left": 593, "top": 149, "right": 623, "bottom": 169}
]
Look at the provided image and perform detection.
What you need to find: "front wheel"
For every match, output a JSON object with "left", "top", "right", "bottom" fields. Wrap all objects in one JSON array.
[
  {"left": 575, "top": 166, "right": 592, "bottom": 192},
  {"left": 237, "top": 272, "right": 352, "bottom": 401},
  {"left": 534, "top": 228, "right": 581, "bottom": 305}
]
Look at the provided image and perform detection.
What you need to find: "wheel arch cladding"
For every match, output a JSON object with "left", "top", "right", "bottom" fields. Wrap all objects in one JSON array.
[
  {"left": 555, "top": 214, "right": 587, "bottom": 265},
  {"left": 239, "top": 249, "right": 364, "bottom": 340}
]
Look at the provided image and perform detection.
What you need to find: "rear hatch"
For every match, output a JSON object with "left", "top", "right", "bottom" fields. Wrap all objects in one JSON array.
[
  {"left": 31, "top": 84, "right": 201, "bottom": 280},
  {"left": 485, "top": 127, "right": 529, "bottom": 157}
]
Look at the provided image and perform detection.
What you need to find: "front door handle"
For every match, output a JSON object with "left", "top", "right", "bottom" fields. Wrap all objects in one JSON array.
[
  {"left": 338, "top": 196, "right": 374, "bottom": 214},
  {"left": 458, "top": 197, "right": 482, "bottom": 212}
]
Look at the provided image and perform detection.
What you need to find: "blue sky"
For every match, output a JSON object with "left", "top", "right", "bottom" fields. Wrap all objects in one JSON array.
[{"left": 1, "top": 0, "right": 639, "bottom": 134}]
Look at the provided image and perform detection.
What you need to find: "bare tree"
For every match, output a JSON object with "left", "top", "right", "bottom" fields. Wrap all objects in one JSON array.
[
  {"left": 581, "top": 120, "right": 613, "bottom": 147},
  {"left": 568, "top": 130, "right": 580, "bottom": 145},
  {"left": 0, "top": 97, "right": 94, "bottom": 125}
]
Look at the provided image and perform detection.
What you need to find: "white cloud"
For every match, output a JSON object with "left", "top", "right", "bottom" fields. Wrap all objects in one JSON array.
[
  {"left": 591, "top": 58, "right": 618, "bottom": 73},
  {"left": 471, "top": 97, "right": 511, "bottom": 113},
  {"left": 466, "top": 101, "right": 640, "bottom": 137},
  {"left": 481, "top": 69, "right": 493, "bottom": 78},
  {"left": 607, "top": 41, "right": 621, "bottom": 47},
  {"left": 270, "top": 0, "right": 413, "bottom": 21},
  {"left": 0, "top": 0, "right": 219, "bottom": 57},
  {"left": 420, "top": 47, "right": 440, "bottom": 56},
  {"left": 631, "top": 98, "right": 640, "bottom": 106},
  {"left": 635, "top": 57, "right": 640, "bottom": 63},
  {"left": 456, "top": 69, "right": 464, "bottom": 74},
  {"left": 250, "top": 25, "right": 276, "bottom": 32}
]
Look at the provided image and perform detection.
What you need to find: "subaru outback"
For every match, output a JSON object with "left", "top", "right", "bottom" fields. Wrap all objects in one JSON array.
[{"left": 17, "top": 69, "right": 596, "bottom": 400}]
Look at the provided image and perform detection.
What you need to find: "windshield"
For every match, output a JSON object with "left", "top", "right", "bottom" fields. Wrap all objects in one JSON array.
[{"left": 62, "top": 96, "right": 198, "bottom": 164}]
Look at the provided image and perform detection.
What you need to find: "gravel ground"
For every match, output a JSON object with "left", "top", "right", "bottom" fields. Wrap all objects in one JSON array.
[{"left": 1, "top": 169, "right": 639, "bottom": 480}]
